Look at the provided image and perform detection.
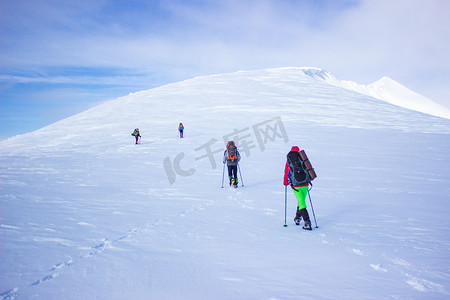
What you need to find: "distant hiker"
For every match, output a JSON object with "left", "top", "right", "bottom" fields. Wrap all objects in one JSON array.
[
  {"left": 284, "top": 146, "right": 312, "bottom": 230},
  {"left": 132, "top": 128, "right": 141, "bottom": 144},
  {"left": 178, "top": 123, "right": 184, "bottom": 138},
  {"left": 223, "top": 141, "right": 241, "bottom": 188}
]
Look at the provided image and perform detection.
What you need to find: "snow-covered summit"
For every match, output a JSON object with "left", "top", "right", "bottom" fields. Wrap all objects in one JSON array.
[{"left": 301, "top": 67, "right": 450, "bottom": 119}]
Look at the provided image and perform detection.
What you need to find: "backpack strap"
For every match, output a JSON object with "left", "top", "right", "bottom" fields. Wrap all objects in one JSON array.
[{"left": 290, "top": 184, "right": 299, "bottom": 192}]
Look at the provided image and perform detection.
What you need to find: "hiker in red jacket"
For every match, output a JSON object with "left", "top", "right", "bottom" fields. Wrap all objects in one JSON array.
[{"left": 284, "top": 146, "right": 312, "bottom": 230}]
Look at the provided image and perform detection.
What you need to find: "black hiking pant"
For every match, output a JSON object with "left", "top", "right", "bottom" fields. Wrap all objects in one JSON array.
[{"left": 227, "top": 165, "right": 238, "bottom": 183}]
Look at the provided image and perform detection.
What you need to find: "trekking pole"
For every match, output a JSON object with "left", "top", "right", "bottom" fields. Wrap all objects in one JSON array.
[
  {"left": 237, "top": 164, "right": 244, "bottom": 187},
  {"left": 284, "top": 185, "right": 288, "bottom": 227},
  {"left": 307, "top": 185, "right": 318, "bottom": 228},
  {"left": 221, "top": 162, "right": 225, "bottom": 188}
]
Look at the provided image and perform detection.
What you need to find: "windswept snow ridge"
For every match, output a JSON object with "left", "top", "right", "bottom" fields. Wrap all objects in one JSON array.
[
  {"left": 1, "top": 67, "right": 450, "bottom": 299},
  {"left": 302, "top": 67, "right": 450, "bottom": 119}
]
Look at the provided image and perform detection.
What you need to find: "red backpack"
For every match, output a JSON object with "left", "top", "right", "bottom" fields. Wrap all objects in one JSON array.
[{"left": 226, "top": 141, "right": 238, "bottom": 162}]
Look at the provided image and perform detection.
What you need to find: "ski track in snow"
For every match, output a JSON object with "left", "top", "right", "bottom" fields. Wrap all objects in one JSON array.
[
  {"left": 0, "top": 184, "right": 252, "bottom": 298},
  {"left": 0, "top": 189, "right": 224, "bottom": 299},
  {"left": 1, "top": 184, "right": 449, "bottom": 299}
]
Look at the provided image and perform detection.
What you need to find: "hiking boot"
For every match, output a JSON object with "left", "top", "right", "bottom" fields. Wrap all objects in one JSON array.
[
  {"left": 294, "top": 207, "right": 302, "bottom": 225},
  {"left": 300, "top": 208, "right": 312, "bottom": 230},
  {"left": 302, "top": 221, "right": 312, "bottom": 230}
]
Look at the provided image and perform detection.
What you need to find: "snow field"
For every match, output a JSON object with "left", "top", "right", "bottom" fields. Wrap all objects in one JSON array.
[{"left": 1, "top": 67, "right": 450, "bottom": 299}]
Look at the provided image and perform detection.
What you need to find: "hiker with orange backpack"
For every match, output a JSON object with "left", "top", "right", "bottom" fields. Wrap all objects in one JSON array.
[{"left": 223, "top": 141, "right": 241, "bottom": 188}]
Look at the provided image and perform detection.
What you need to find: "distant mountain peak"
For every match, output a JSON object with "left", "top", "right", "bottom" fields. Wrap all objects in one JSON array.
[
  {"left": 302, "top": 68, "right": 450, "bottom": 119},
  {"left": 375, "top": 76, "right": 396, "bottom": 84}
]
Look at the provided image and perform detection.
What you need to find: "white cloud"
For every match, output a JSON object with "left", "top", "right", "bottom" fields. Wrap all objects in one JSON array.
[{"left": 1, "top": 0, "right": 450, "bottom": 108}]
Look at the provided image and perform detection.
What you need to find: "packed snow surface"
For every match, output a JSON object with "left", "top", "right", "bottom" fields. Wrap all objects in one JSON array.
[{"left": 1, "top": 67, "right": 450, "bottom": 299}]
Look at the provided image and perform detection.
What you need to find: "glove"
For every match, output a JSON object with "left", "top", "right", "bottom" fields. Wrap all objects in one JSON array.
[{"left": 284, "top": 171, "right": 291, "bottom": 186}]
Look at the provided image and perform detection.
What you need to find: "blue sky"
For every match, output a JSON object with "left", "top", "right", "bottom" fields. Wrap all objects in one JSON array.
[{"left": 1, "top": 0, "right": 449, "bottom": 139}]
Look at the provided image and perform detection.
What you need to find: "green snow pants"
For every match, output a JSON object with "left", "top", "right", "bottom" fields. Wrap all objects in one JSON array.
[{"left": 292, "top": 186, "right": 309, "bottom": 210}]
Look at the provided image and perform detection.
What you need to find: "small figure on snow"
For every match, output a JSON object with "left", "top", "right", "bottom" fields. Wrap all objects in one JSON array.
[
  {"left": 223, "top": 141, "right": 241, "bottom": 188},
  {"left": 132, "top": 128, "right": 141, "bottom": 144},
  {"left": 284, "top": 146, "right": 312, "bottom": 230},
  {"left": 178, "top": 123, "right": 184, "bottom": 138}
]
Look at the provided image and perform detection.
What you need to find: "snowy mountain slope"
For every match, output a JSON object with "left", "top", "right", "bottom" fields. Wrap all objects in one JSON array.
[
  {"left": 302, "top": 67, "right": 450, "bottom": 119},
  {"left": 1, "top": 67, "right": 450, "bottom": 299}
]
